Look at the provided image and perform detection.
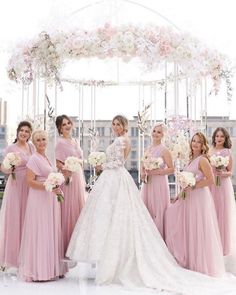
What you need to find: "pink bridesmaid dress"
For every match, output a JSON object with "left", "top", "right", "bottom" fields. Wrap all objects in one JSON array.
[
  {"left": 18, "top": 152, "right": 66, "bottom": 281},
  {"left": 210, "top": 148, "right": 236, "bottom": 256},
  {"left": 0, "top": 142, "right": 34, "bottom": 268},
  {"left": 141, "top": 144, "right": 170, "bottom": 238},
  {"left": 165, "top": 155, "right": 225, "bottom": 277},
  {"left": 55, "top": 137, "right": 86, "bottom": 253}
]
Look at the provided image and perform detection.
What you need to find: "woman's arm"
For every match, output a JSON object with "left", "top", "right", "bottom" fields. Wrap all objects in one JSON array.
[{"left": 27, "top": 168, "right": 45, "bottom": 190}]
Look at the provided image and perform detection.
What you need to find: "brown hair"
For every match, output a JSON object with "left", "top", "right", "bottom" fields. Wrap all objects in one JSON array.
[
  {"left": 212, "top": 127, "right": 232, "bottom": 149},
  {"left": 190, "top": 132, "right": 209, "bottom": 160},
  {"left": 55, "top": 115, "right": 73, "bottom": 135},
  {"left": 13, "top": 121, "right": 33, "bottom": 143},
  {"left": 112, "top": 115, "right": 128, "bottom": 133}
]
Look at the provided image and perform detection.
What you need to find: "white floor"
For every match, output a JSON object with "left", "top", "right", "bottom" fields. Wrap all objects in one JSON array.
[{"left": 0, "top": 263, "right": 172, "bottom": 295}]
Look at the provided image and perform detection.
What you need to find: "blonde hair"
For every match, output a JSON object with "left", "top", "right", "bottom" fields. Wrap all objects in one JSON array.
[
  {"left": 190, "top": 132, "right": 209, "bottom": 160},
  {"left": 112, "top": 115, "right": 129, "bottom": 133},
  {"left": 32, "top": 130, "right": 48, "bottom": 143},
  {"left": 151, "top": 122, "right": 167, "bottom": 134}
]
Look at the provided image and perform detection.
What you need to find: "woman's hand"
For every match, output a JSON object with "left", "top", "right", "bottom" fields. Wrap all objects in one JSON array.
[
  {"left": 145, "top": 168, "right": 163, "bottom": 176},
  {"left": 52, "top": 186, "right": 63, "bottom": 195},
  {"left": 61, "top": 167, "right": 72, "bottom": 178},
  {"left": 95, "top": 165, "right": 103, "bottom": 172}
]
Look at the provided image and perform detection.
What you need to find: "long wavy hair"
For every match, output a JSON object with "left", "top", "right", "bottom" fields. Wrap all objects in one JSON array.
[
  {"left": 189, "top": 132, "right": 209, "bottom": 160},
  {"left": 212, "top": 127, "right": 232, "bottom": 149},
  {"left": 13, "top": 121, "right": 32, "bottom": 143}
]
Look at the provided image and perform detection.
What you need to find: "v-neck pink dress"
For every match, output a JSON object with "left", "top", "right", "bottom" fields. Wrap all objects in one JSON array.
[
  {"left": 0, "top": 142, "right": 34, "bottom": 268},
  {"left": 18, "top": 152, "right": 66, "bottom": 281},
  {"left": 210, "top": 148, "right": 236, "bottom": 256},
  {"left": 165, "top": 155, "right": 225, "bottom": 276},
  {"left": 55, "top": 137, "right": 86, "bottom": 254}
]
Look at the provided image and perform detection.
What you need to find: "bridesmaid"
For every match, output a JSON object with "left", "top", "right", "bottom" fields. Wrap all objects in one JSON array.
[
  {"left": 18, "top": 130, "right": 66, "bottom": 281},
  {"left": 141, "top": 123, "right": 174, "bottom": 238},
  {"left": 55, "top": 115, "right": 86, "bottom": 253},
  {"left": 165, "top": 132, "right": 225, "bottom": 276},
  {"left": 0, "top": 121, "right": 33, "bottom": 270},
  {"left": 210, "top": 127, "right": 236, "bottom": 263}
]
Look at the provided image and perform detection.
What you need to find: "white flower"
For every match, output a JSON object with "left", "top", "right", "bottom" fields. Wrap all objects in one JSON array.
[
  {"left": 2, "top": 152, "right": 21, "bottom": 170},
  {"left": 142, "top": 154, "right": 164, "bottom": 170},
  {"left": 64, "top": 156, "right": 83, "bottom": 172},
  {"left": 44, "top": 172, "right": 65, "bottom": 192},
  {"left": 210, "top": 155, "right": 229, "bottom": 169},
  {"left": 88, "top": 152, "right": 106, "bottom": 167},
  {"left": 177, "top": 171, "right": 196, "bottom": 189}
]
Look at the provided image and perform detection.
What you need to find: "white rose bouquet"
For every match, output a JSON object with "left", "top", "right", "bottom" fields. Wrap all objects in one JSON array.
[
  {"left": 88, "top": 152, "right": 106, "bottom": 167},
  {"left": 64, "top": 156, "right": 83, "bottom": 185},
  {"left": 142, "top": 153, "right": 164, "bottom": 183},
  {"left": 2, "top": 152, "right": 21, "bottom": 180},
  {"left": 177, "top": 171, "right": 196, "bottom": 199},
  {"left": 44, "top": 172, "right": 65, "bottom": 202},
  {"left": 210, "top": 154, "right": 229, "bottom": 186}
]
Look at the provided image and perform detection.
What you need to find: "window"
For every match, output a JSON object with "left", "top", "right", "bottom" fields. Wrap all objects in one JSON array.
[
  {"left": 97, "top": 127, "right": 105, "bottom": 136},
  {"left": 131, "top": 139, "right": 137, "bottom": 147},
  {"left": 131, "top": 150, "right": 137, "bottom": 159},
  {"left": 131, "top": 127, "right": 139, "bottom": 137},
  {"left": 207, "top": 127, "right": 212, "bottom": 137}
]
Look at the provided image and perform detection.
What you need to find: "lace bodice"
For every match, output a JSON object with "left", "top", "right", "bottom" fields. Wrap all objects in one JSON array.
[{"left": 102, "top": 137, "right": 126, "bottom": 169}]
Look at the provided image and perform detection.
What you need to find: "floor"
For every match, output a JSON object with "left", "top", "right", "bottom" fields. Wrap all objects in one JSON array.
[{"left": 0, "top": 263, "right": 171, "bottom": 295}]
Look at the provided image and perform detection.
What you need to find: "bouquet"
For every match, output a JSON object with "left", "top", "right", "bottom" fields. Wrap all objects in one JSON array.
[
  {"left": 176, "top": 171, "right": 196, "bottom": 199},
  {"left": 44, "top": 172, "right": 65, "bottom": 202},
  {"left": 2, "top": 152, "right": 21, "bottom": 180},
  {"left": 210, "top": 154, "right": 229, "bottom": 186},
  {"left": 142, "top": 153, "right": 164, "bottom": 183},
  {"left": 64, "top": 156, "right": 83, "bottom": 185},
  {"left": 88, "top": 152, "right": 106, "bottom": 167}
]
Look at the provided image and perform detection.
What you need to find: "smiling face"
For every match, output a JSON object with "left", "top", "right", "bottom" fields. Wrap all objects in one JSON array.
[
  {"left": 152, "top": 125, "right": 163, "bottom": 142},
  {"left": 60, "top": 118, "right": 72, "bottom": 137},
  {"left": 112, "top": 119, "right": 125, "bottom": 136},
  {"left": 17, "top": 125, "right": 31, "bottom": 143},
  {"left": 32, "top": 131, "right": 48, "bottom": 154},
  {"left": 214, "top": 130, "right": 225, "bottom": 147},
  {"left": 191, "top": 134, "right": 202, "bottom": 155}
]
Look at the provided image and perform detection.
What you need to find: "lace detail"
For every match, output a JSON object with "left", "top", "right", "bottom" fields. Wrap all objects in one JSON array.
[{"left": 102, "top": 137, "right": 126, "bottom": 170}]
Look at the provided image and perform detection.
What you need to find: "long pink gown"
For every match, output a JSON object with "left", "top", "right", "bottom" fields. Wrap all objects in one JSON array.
[
  {"left": 165, "top": 155, "right": 225, "bottom": 277},
  {"left": 18, "top": 152, "right": 66, "bottom": 281},
  {"left": 55, "top": 137, "right": 86, "bottom": 253},
  {"left": 141, "top": 144, "right": 170, "bottom": 238},
  {"left": 0, "top": 142, "right": 34, "bottom": 268},
  {"left": 210, "top": 148, "right": 236, "bottom": 261}
]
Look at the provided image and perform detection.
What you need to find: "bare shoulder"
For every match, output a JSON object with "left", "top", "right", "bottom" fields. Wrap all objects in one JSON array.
[
  {"left": 122, "top": 135, "right": 131, "bottom": 147},
  {"left": 199, "top": 156, "right": 210, "bottom": 168}
]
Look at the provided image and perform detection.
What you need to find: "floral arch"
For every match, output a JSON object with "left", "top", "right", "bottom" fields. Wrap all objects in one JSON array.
[{"left": 6, "top": 9, "right": 233, "bottom": 187}]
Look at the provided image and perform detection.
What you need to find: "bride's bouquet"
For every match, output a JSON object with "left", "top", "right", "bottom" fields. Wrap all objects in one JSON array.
[
  {"left": 88, "top": 152, "right": 106, "bottom": 167},
  {"left": 142, "top": 153, "right": 164, "bottom": 183},
  {"left": 64, "top": 156, "right": 83, "bottom": 185},
  {"left": 176, "top": 171, "right": 196, "bottom": 199},
  {"left": 44, "top": 172, "right": 65, "bottom": 202},
  {"left": 2, "top": 152, "right": 21, "bottom": 180},
  {"left": 210, "top": 154, "right": 229, "bottom": 186}
]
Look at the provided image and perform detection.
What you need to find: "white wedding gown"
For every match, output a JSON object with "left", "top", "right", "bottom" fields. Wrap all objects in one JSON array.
[{"left": 67, "top": 136, "right": 236, "bottom": 294}]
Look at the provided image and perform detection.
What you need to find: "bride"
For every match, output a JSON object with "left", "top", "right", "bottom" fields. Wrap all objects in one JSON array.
[{"left": 67, "top": 115, "right": 236, "bottom": 294}]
